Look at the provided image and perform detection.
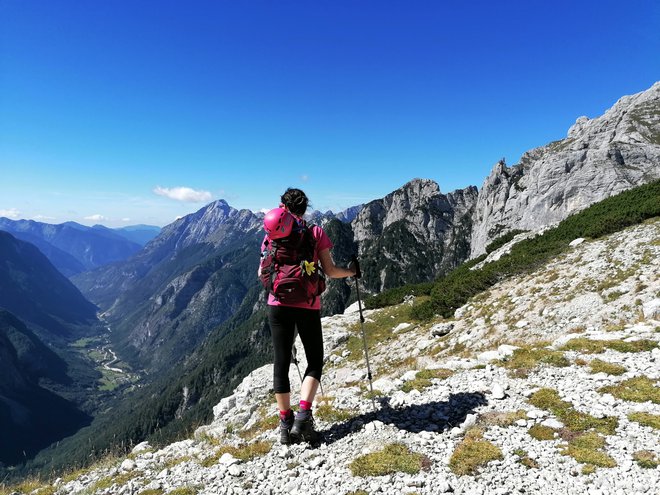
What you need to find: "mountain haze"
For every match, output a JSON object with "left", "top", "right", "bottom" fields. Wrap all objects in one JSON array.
[{"left": 0, "top": 218, "right": 143, "bottom": 276}]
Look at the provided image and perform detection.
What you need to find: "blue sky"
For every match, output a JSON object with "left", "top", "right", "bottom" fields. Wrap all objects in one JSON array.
[{"left": 1, "top": 1, "right": 658, "bottom": 227}]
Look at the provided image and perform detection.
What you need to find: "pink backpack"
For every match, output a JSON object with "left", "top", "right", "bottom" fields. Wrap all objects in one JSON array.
[{"left": 259, "top": 220, "right": 326, "bottom": 304}]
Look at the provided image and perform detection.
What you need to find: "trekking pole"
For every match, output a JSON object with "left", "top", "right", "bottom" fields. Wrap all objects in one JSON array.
[
  {"left": 291, "top": 333, "right": 305, "bottom": 385},
  {"left": 351, "top": 255, "right": 376, "bottom": 411}
]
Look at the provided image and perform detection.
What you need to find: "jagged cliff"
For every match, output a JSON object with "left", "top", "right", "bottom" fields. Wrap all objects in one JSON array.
[
  {"left": 350, "top": 179, "right": 478, "bottom": 293},
  {"left": 470, "top": 82, "right": 660, "bottom": 256}
]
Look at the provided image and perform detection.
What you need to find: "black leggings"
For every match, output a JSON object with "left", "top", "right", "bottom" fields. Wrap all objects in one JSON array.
[{"left": 268, "top": 305, "right": 323, "bottom": 394}]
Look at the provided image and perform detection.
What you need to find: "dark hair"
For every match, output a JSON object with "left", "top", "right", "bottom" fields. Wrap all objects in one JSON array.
[{"left": 281, "top": 188, "right": 309, "bottom": 216}]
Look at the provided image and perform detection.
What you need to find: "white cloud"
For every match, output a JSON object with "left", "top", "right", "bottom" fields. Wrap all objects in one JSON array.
[
  {"left": 0, "top": 208, "right": 20, "bottom": 219},
  {"left": 154, "top": 186, "right": 212, "bottom": 202},
  {"left": 259, "top": 208, "right": 270, "bottom": 214},
  {"left": 33, "top": 215, "right": 56, "bottom": 221},
  {"left": 84, "top": 214, "right": 108, "bottom": 221},
  {"left": 301, "top": 174, "right": 309, "bottom": 182},
  {"left": 121, "top": 218, "right": 131, "bottom": 222}
]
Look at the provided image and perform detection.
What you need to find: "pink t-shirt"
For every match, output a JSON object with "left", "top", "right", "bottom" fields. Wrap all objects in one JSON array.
[{"left": 261, "top": 224, "right": 333, "bottom": 310}]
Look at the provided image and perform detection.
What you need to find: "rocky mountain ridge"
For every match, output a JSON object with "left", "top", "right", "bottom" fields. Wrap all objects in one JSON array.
[
  {"left": 47, "top": 217, "right": 660, "bottom": 495},
  {"left": 352, "top": 179, "right": 477, "bottom": 293},
  {"left": 469, "top": 81, "right": 660, "bottom": 256}
]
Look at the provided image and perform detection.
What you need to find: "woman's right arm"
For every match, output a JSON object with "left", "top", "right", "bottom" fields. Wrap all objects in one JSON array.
[{"left": 318, "top": 248, "right": 356, "bottom": 279}]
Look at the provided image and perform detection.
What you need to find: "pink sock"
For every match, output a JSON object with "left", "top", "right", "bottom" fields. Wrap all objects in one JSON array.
[
  {"left": 299, "top": 400, "right": 312, "bottom": 411},
  {"left": 279, "top": 409, "right": 293, "bottom": 420}
]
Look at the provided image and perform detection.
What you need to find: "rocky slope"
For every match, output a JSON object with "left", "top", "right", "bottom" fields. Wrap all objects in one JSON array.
[
  {"left": 48, "top": 218, "right": 660, "bottom": 495},
  {"left": 470, "top": 82, "right": 660, "bottom": 257}
]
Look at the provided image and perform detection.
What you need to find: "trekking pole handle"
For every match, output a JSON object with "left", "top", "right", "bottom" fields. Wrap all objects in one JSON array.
[{"left": 351, "top": 255, "right": 362, "bottom": 279}]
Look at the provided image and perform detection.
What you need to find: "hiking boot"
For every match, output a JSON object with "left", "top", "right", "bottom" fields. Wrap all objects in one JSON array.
[
  {"left": 289, "top": 411, "right": 319, "bottom": 444},
  {"left": 280, "top": 415, "right": 294, "bottom": 445}
]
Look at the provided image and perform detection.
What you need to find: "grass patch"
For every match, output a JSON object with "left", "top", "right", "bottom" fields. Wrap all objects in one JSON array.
[
  {"left": 599, "top": 376, "right": 660, "bottom": 404},
  {"left": 528, "top": 388, "right": 618, "bottom": 435},
  {"left": 559, "top": 432, "right": 616, "bottom": 469},
  {"left": 315, "top": 398, "right": 359, "bottom": 423},
  {"left": 588, "top": 359, "right": 627, "bottom": 376},
  {"left": 168, "top": 488, "right": 198, "bottom": 495},
  {"left": 499, "top": 347, "right": 569, "bottom": 376},
  {"left": 87, "top": 471, "right": 141, "bottom": 493},
  {"left": 560, "top": 338, "right": 657, "bottom": 354},
  {"left": 627, "top": 411, "right": 660, "bottom": 429},
  {"left": 513, "top": 448, "right": 539, "bottom": 469},
  {"left": 201, "top": 441, "right": 273, "bottom": 467},
  {"left": 528, "top": 424, "right": 556, "bottom": 441},
  {"left": 345, "top": 304, "right": 414, "bottom": 361},
  {"left": 633, "top": 450, "right": 659, "bottom": 469},
  {"left": 161, "top": 455, "right": 195, "bottom": 469},
  {"left": 479, "top": 410, "right": 527, "bottom": 427},
  {"left": 401, "top": 368, "right": 454, "bottom": 393},
  {"left": 378, "top": 355, "right": 417, "bottom": 375},
  {"left": 238, "top": 414, "right": 279, "bottom": 440},
  {"left": 0, "top": 481, "right": 57, "bottom": 495},
  {"left": 349, "top": 443, "right": 429, "bottom": 477},
  {"left": 449, "top": 429, "right": 503, "bottom": 476}
]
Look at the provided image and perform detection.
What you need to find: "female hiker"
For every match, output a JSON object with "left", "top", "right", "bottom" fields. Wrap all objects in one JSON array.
[{"left": 259, "top": 188, "right": 356, "bottom": 444}]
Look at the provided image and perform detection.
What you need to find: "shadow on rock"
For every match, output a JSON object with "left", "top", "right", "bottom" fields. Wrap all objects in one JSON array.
[{"left": 318, "top": 391, "right": 488, "bottom": 446}]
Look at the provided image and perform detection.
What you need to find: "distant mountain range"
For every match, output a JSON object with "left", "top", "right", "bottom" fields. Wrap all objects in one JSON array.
[{"left": 0, "top": 219, "right": 160, "bottom": 277}]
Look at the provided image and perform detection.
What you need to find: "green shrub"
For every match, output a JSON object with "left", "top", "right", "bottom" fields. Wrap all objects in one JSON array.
[
  {"left": 405, "top": 180, "right": 660, "bottom": 320},
  {"left": 168, "top": 488, "right": 198, "bottom": 495},
  {"left": 513, "top": 448, "right": 539, "bottom": 469},
  {"left": 365, "top": 282, "right": 435, "bottom": 309},
  {"left": 485, "top": 229, "right": 528, "bottom": 254},
  {"left": 559, "top": 431, "right": 617, "bottom": 469}
]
